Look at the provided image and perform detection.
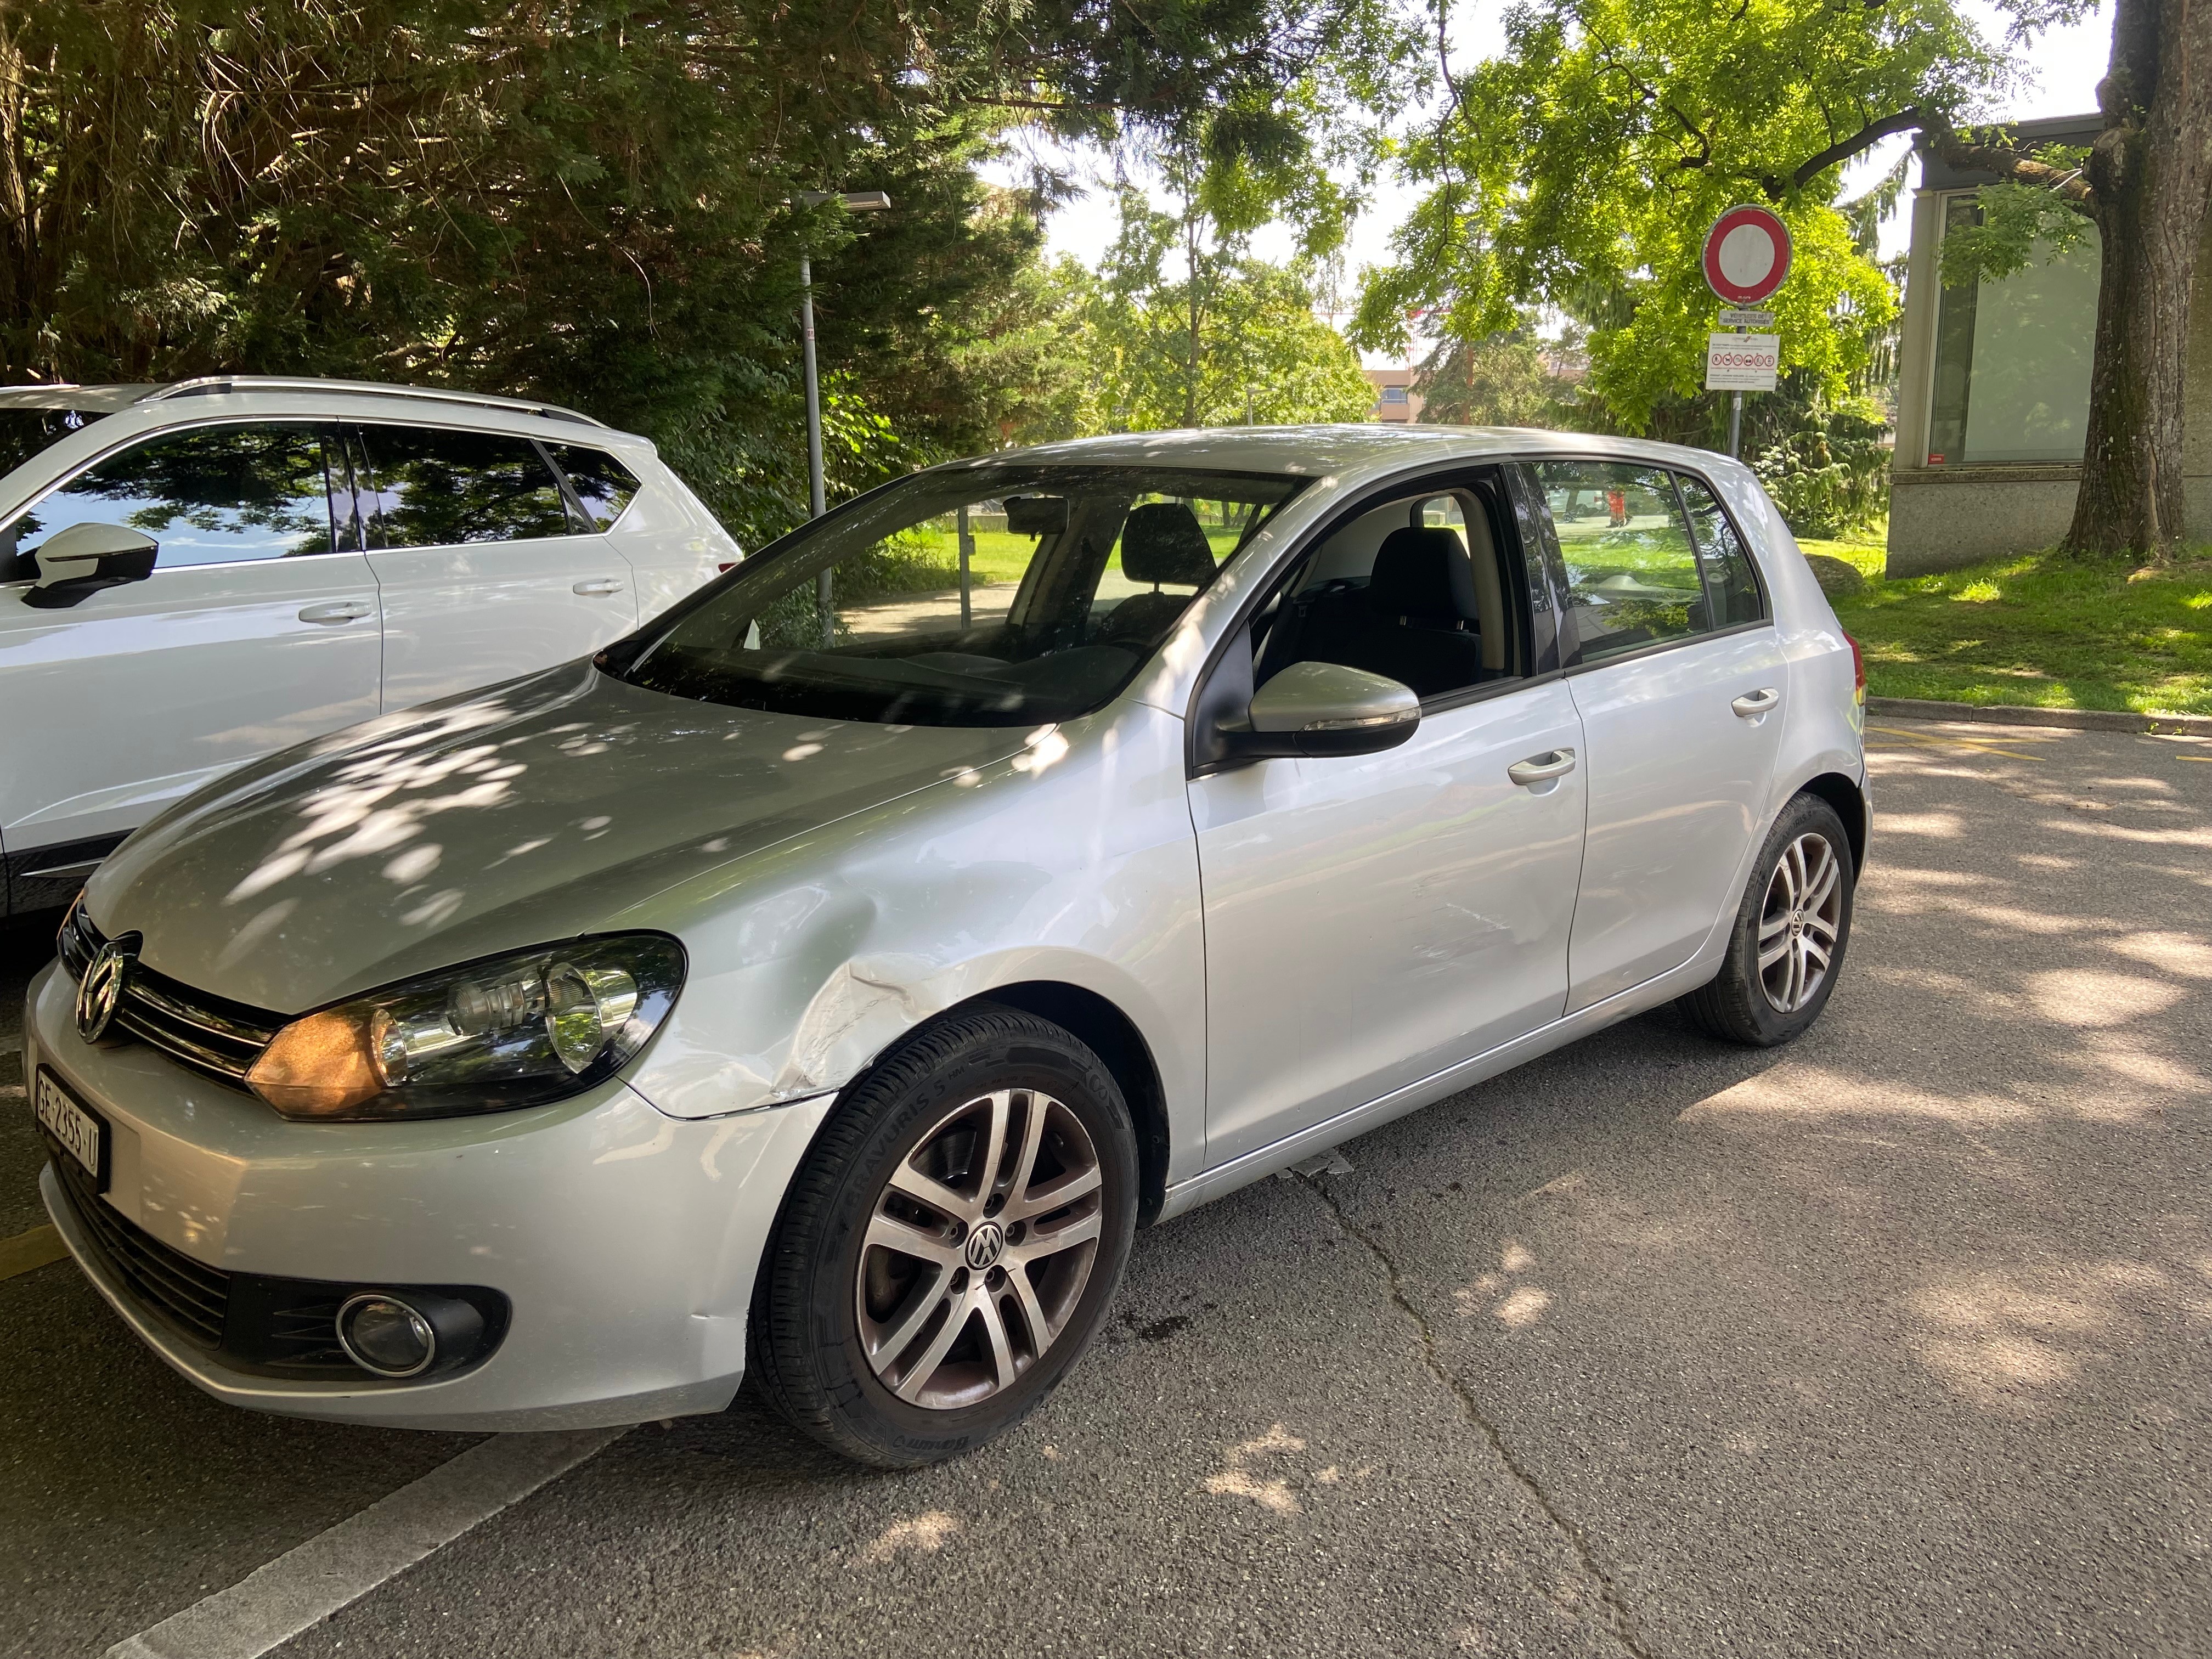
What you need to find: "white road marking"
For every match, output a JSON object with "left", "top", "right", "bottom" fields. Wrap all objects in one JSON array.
[{"left": 105, "top": 1426, "right": 627, "bottom": 1659}]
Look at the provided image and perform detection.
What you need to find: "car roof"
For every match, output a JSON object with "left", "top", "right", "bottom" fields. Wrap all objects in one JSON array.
[
  {"left": 956, "top": 424, "right": 1738, "bottom": 482},
  {"left": 0, "top": 376, "right": 611, "bottom": 430},
  {"left": 0, "top": 385, "right": 156, "bottom": 414}
]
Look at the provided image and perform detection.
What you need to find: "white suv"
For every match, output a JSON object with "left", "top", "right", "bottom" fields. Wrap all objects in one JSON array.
[{"left": 0, "top": 377, "right": 736, "bottom": 915}]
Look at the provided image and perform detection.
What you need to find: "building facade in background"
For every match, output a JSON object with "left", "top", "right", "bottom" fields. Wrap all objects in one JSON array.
[
  {"left": 1889, "top": 114, "right": 2212, "bottom": 573},
  {"left": 1364, "top": 368, "right": 1423, "bottom": 424}
]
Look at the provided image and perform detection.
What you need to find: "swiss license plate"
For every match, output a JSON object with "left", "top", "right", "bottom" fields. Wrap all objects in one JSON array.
[{"left": 35, "top": 1069, "right": 106, "bottom": 1187}]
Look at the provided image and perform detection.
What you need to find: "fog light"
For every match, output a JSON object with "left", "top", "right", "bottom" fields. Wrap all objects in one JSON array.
[{"left": 336, "top": 1294, "right": 436, "bottom": 1378}]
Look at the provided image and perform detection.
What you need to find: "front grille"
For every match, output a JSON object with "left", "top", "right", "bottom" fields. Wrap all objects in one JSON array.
[
  {"left": 59, "top": 906, "right": 280, "bottom": 1087},
  {"left": 46, "top": 1142, "right": 394, "bottom": 1376},
  {"left": 46, "top": 1134, "right": 229, "bottom": 1348}
]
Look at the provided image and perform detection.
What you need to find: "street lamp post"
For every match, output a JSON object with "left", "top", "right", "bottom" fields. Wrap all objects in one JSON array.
[{"left": 795, "top": 189, "right": 890, "bottom": 642}]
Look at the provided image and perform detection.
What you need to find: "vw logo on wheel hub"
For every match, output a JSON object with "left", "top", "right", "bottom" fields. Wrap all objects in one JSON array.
[
  {"left": 962, "top": 1220, "right": 1006, "bottom": 1272},
  {"left": 75, "top": 938, "right": 137, "bottom": 1043}
]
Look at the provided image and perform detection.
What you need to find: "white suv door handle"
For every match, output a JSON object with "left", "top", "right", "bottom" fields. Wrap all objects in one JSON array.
[
  {"left": 572, "top": 578, "right": 625, "bottom": 596},
  {"left": 1731, "top": 687, "right": 1781, "bottom": 718},
  {"left": 1508, "top": 748, "right": 1577, "bottom": 786},
  {"left": 298, "top": 601, "right": 373, "bottom": 625}
]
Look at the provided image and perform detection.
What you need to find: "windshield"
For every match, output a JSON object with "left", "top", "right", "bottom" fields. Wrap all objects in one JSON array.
[
  {"left": 0, "top": 405, "right": 110, "bottom": 480},
  {"left": 609, "top": 464, "right": 1307, "bottom": 726}
]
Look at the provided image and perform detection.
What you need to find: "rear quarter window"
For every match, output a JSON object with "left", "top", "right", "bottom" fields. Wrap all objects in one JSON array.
[
  {"left": 546, "top": 444, "right": 644, "bottom": 531},
  {"left": 1677, "top": 475, "right": 1766, "bottom": 627}
]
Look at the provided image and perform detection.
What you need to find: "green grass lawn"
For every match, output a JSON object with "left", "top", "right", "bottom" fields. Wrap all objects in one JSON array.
[
  {"left": 904, "top": 524, "right": 1249, "bottom": 587},
  {"left": 1819, "top": 546, "right": 2212, "bottom": 717}
]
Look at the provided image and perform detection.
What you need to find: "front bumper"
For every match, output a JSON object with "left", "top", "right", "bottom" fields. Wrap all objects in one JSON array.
[{"left": 26, "top": 961, "right": 832, "bottom": 1431}]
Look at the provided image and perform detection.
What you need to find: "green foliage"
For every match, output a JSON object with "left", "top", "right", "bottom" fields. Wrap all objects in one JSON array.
[
  {"left": 0, "top": 0, "right": 1410, "bottom": 554},
  {"left": 1937, "top": 145, "right": 2097, "bottom": 288},
  {"left": 1748, "top": 385, "right": 1891, "bottom": 538},
  {"left": 1356, "top": 0, "right": 2007, "bottom": 432},
  {"left": 1042, "top": 191, "right": 1374, "bottom": 435},
  {"left": 1413, "top": 325, "right": 1581, "bottom": 427}
]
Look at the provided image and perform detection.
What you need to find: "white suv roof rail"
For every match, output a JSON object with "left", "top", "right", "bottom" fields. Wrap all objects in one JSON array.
[{"left": 139, "top": 376, "right": 610, "bottom": 429}]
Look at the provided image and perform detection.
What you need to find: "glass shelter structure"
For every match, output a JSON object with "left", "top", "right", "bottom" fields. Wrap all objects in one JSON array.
[{"left": 1888, "top": 114, "right": 2212, "bottom": 572}]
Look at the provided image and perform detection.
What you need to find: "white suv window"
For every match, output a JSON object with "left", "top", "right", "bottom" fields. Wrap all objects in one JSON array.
[
  {"left": 4, "top": 421, "right": 336, "bottom": 574},
  {"left": 352, "top": 425, "right": 574, "bottom": 549},
  {"left": 544, "top": 444, "right": 644, "bottom": 531}
]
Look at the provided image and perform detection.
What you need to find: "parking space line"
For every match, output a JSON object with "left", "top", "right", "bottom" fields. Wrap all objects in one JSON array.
[
  {"left": 104, "top": 1426, "right": 627, "bottom": 1659},
  {"left": 0, "top": 1222, "right": 66, "bottom": 1282}
]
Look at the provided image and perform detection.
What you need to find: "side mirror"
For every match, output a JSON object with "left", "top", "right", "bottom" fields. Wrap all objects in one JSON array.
[
  {"left": 1227, "top": 661, "right": 1422, "bottom": 760},
  {"left": 22, "top": 522, "right": 159, "bottom": 610}
]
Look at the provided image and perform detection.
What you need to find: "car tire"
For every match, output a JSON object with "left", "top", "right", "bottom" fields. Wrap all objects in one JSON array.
[
  {"left": 748, "top": 1002, "right": 1138, "bottom": 1468},
  {"left": 1679, "top": 791, "right": 1856, "bottom": 1047}
]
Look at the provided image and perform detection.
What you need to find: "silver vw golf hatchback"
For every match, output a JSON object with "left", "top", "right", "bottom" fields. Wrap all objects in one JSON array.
[{"left": 27, "top": 426, "right": 1867, "bottom": 1465}]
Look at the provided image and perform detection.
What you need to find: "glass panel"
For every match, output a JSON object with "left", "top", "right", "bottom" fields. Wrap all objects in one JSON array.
[
  {"left": 1927, "top": 195, "right": 2101, "bottom": 465},
  {"left": 546, "top": 444, "right": 642, "bottom": 531},
  {"left": 613, "top": 465, "right": 1305, "bottom": 727},
  {"left": 1531, "top": 460, "right": 1704, "bottom": 661},
  {"left": 1256, "top": 486, "right": 1505, "bottom": 700},
  {"left": 356, "top": 426, "right": 574, "bottom": 548},
  {"left": 0, "top": 406, "right": 110, "bottom": 479},
  {"left": 5, "top": 422, "right": 334, "bottom": 572},
  {"left": 1677, "top": 476, "right": 1764, "bottom": 627}
]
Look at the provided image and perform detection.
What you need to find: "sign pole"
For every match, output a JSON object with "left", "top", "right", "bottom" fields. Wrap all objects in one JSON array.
[{"left": 1701, "top": 205, "right": 1791, "bottom": 460}]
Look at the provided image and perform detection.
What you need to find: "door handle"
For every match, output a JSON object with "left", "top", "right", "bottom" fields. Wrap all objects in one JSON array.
[
  {"left": 298, "top": 601, "right": 373, "bottom": 625},
  {"left": 572, "top": 578, "right": 625, "bottom": 596},
  {"left": 1508, "top": 748, "right": 1577, "bottom": 786},
  {"left": 1731, "top": 687, "right": 1781, "bottom": 718}
]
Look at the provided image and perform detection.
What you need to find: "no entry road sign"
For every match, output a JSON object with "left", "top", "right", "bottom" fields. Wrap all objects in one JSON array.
[{"left": 1702, "top": 205, "right": 1793, "bottom": 306}]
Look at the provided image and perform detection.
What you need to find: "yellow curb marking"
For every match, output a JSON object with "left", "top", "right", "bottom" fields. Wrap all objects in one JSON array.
[
  {"left": 1865, "top": 724, "right": 2046, "bottom": 763},
  {"left": 0, "top": 1223, "right": 67, "bottom": 1283}
]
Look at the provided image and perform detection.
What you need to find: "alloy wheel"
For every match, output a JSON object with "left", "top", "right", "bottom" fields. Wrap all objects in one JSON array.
[
  {"left": 1757, "top": 831, "right": 1843, "bottom": 1013},
  {"left": 855, "top": 1088, "right": 1104, "bottom": 1409}
]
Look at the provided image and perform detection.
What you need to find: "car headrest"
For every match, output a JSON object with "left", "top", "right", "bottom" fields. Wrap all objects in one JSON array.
[
  {"left": 1369, "top": 526, "right": 1481, "bottom": 622},
  {"left": 1121, "top": 503, "right": 1217, "bottom": 588}
]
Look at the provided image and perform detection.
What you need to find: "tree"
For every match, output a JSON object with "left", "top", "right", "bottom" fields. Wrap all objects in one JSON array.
[
  {"left": 1056, "top": 193, "right": 1375, "bottom": 432},
  {"left": 1928, "top": 0, "right": 2212, "bottom": 559},
  {"left": 1412, "top": 324, "right": 1579, "bottom": 427},
  {"left": 0, "top": 0, "right": 1413, "bottom": 546},
  {"left": 1355, "top": 0, "right": 1999, "bottom": 435}
]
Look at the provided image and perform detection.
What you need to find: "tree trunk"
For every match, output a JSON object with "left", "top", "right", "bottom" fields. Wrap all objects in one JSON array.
[{"left": 2065, "top": 0, "right": 2212, "bottom": 560}]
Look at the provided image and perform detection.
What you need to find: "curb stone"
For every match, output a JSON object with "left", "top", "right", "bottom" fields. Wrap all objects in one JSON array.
[{"left": 1866, "top": 696, "right": 2212, "bottom": 737}]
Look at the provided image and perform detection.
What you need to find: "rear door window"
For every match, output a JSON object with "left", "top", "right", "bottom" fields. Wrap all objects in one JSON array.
[
  {"left": 1527, "top": 460, "right": 1706, "bottom": 663},
  {"left": 545, "top": 444, "right": 644, "bottom": 531},
  {"left": 4, "top": 421, "right": 337, "bottom": 575},
  {"left": 352, "top": 426, "right": 574, "bottom": 549}
]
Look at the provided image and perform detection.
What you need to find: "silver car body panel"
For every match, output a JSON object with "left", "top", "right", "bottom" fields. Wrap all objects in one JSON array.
[{"left": 28, "top": 424, "right": 1866, "bottom": 1430}]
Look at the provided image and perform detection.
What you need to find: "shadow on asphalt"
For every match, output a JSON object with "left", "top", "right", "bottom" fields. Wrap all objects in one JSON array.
[{"left": 7, "top": 725, "right": 2210, "bottom": 1659}]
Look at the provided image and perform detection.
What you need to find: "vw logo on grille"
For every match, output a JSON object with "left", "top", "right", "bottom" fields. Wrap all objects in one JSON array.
[
  {"left": 75, "top": 938, "right": 137, "bottom": 1043},
  {"left": 962, "top": 1220, "right": 1006, "bottom": 1272}
]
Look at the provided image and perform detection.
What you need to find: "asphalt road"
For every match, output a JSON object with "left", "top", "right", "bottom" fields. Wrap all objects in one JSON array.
[{"left": 3, "top": 715, "right": 2208, "bottom": 1658}]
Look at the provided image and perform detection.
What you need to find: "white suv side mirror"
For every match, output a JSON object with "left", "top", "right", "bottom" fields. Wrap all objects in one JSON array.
[{"left": 24, "top": 522, "right": 159, "bottom": 610}]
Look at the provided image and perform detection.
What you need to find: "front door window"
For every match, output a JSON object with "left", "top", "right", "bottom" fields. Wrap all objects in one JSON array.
[{"left": 4, "top": 422, "right": 338, "bottom": 575}]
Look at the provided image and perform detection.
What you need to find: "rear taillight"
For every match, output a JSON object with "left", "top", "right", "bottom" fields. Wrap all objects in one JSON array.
[{"left": 1844, "top": 633, "right": 1866, "bottom": 704}]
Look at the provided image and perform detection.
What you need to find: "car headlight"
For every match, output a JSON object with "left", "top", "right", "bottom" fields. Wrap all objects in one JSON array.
[{"left": 245, "top": 934, "right": 685, "bottom": 1121}]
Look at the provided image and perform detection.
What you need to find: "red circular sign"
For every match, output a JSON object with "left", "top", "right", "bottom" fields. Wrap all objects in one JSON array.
[{"left": 1702, "top": 205, "right": 1793, "bottom": 306}]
